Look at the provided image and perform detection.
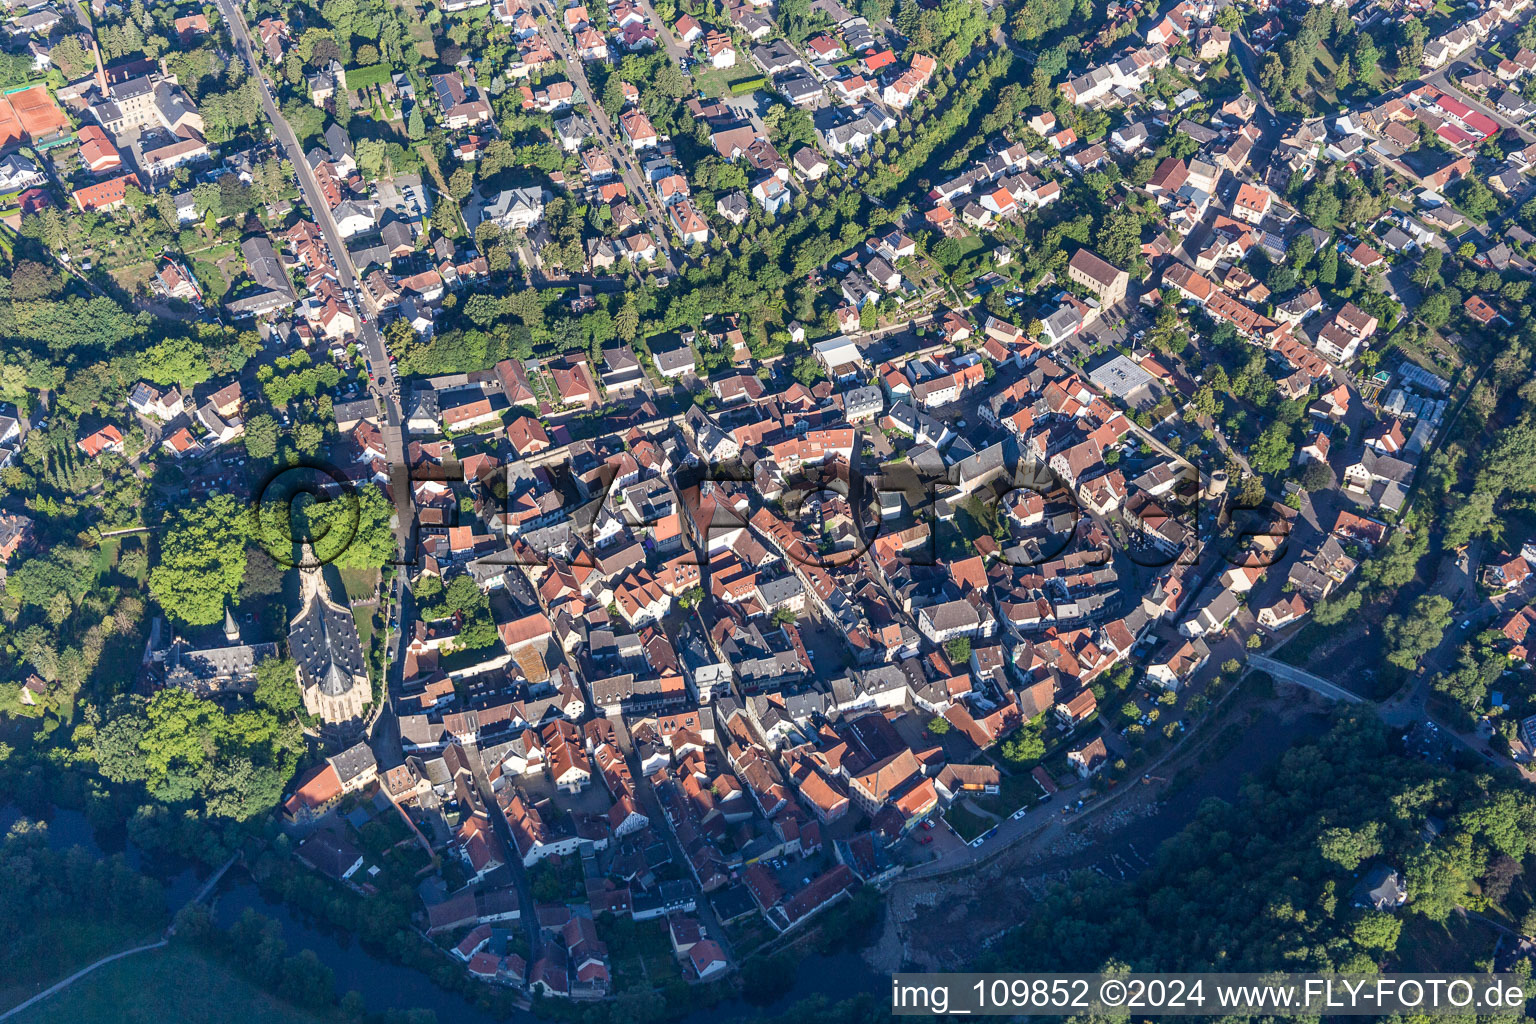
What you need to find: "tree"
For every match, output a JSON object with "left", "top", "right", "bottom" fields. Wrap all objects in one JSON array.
[
  {"left": 7, "top": 547, "right": 94, "bottom": 621},
  {"left": 1351, "top": 34, "right": 1380, "bottom": 84},
  {"left": 1249, "top": 422, "right": 1296, "bottom": 476},
  {"left": 139, "top": 337, "right": 212, "bottom": 387},
  {"left": 48, "top": 35, "right": 93, "bottom": 78},
  {"left": 1001, "top": 728, "right": 1045, "bottom": 764},
  {"left": 9, "top": 260, "right": 61, "bottom": 300},
  {"left": 1192, "top": 384, "right": 1222, "bottom": 420},
  {"left": 1406, "top": 834, "right": 1475, "bottom": 922},
  {"left": 244, "top": 413, "right": 279, "bottom": 460},
  {"left": 149, "top": 494, "right": 252, "bottom": 625},
  {"left": 615, "top": 296, "right": 639, "bottom": 341},
  {"left": 1301, "top": 460, "right": 1334, "bottom": 491},
  {"left": 281, "top": 99, "right": 327, "bottom": 148},
  {"left": 253, "top": 656, "right": 301, "bottom": 716},
  {"left": 1453, "top": 175, "right": 1499, "bottom": 223},
  {"left": 1319, "top": 822, "right": 1382, "bottom": 870},
  {"left": 1351, "top": 911, "right": 1401, "bottom": 953},
  {"left": 1317, "top": 245, "right": 1339, "bottom": 284},
  {"left": 301, "top": 484, "right": 396, "bottom": 570},
  {"left": 1417, "top": 290, "right": 1454, "bottom": 330},
  {"left": 1442, "top": 488, "right": 1499, "bottom": 549},
  {"left": 1287, "top": 232, "right": 1316, "bottom": 270},
  {"left": 240, "top": 547, "right": 287, "bottom": 599},
  {"left": 1382, "top": 594, "right": 1453, "bottom": 670},
  {"left": 927, "top": 715, "right": 950, "bottom": 735},
  {"left": 293, "top": 422, "right": 323, "bottom": 456},
  {"left": 791, "top": 354, "right": 824, "bottom": 386},
  {"left": 1095, "top": 208, "right": 1144, "bottom": 268},
  {"left": 1411, "top": 247, "right": 1444, "bottom": 289},
  {"left": 944, "top": 637, "right": 972, "bottom": 663},
  {"left": 355, "top": 139, "right": 385, "bottom": 179},
  {"left": 1483, "top": 854, "right": 1523, "bottom": 904}
]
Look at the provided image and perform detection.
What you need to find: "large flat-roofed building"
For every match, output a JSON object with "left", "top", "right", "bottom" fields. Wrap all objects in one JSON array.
[{"left": 1088, "top": 354, "right": 1155, "bottom": 403}]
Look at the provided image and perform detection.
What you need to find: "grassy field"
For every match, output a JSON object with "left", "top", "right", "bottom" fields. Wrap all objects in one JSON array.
[
  {"left": 352, "top": 605, "right": 377, "bottom": 653},
  {"left": 7, "top": 945, "right": 335, "bottom": 1024},
  {"left": 339, "top": 566, "right": 379, "bottom": 603},
  {"left": 967, "top": 767, "right": 1041, "bottom": 818},
  {"left": 345, "top": 64, "right": 392, "bottom": 89},
  {"left": 190, "top": 243, "right": 237, "bottom": 302},
  {"left": 1394, "top": 912, "right": 1500, "bottom": 972},
  {"left": 943, "top": 801, "right": 993, "bottom": 842},
  {"left": 108, "top": 261, "right": 156, "bottom": 296},
  {"left": 0, "top": 920, "right": 161, "bottom": 1014},
  {"left": 693, "top": 65, "right": 761, "bottom": 99}
]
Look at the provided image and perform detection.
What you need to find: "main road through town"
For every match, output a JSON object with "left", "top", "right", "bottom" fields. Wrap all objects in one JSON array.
[{"left": 218, "top": 0, "right": 416, "bottom": 762}]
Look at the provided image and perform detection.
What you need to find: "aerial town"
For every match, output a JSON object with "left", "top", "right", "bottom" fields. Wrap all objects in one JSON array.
[{"left": 6, "top": 0, "right": 1536, "bottom": 1014}]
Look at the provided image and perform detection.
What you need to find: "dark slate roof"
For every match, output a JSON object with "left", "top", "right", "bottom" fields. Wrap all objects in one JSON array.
[{"left": 289, "top": 579, "right": 366, "bottom": 697}]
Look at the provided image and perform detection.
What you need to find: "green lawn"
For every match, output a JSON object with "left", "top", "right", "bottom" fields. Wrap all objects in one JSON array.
[
  {"left": 7, "top": 945, "right": 334, "bottom": 1024},
  {"left": 345, "top": 64, "right": 392, "bottom": 89},
  {"left": 1394, "top": 913, "right": 1499, "bottom": 972},
  {"left": 693, "top": 65, "right": 761, "bottom": 99},
  {"left": 968, "top": 768, "right": 1040, "bottom": 817},
  {"left": 943, "top": 801, "right": 993, "bottom": 842},
  {"left": 338, "top": 566, "right": 379, "bottom": 603},
  {"left": 0, "top": 920, "right": 162, "bottom": 1014},
  {"left": 953, "top": 234, "right": 985, "bottom": 257},
  {"left": 191, "top": 256, "right": 231, "bottom": 302},
  {"left": 352, "top": 606, "right": 376, "bottom": 653}
]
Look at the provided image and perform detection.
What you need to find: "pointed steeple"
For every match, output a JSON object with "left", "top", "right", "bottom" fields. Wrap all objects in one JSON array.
[
  {"left": 223, "top": 605, "right": 240, "bottom": 644},
  {"left": 296, "top": 542, "right": 322, "bottom": 603}
]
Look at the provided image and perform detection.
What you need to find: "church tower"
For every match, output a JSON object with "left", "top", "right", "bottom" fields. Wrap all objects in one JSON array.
[{"left": 287, "top": 549, "right": 371, "bottom": 738}]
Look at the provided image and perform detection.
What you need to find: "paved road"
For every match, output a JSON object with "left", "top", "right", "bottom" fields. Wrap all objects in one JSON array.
[
  {"left": 633, "top": 0, "right": 690, "bottom": 68},
  {"left": 0, "top": 940, "right": 170, "bottom": 1022},
  {"left": 219, "top": 0, "right": 415, "bottom": 753},
  {"left": 0, "top": 853, "right": 240, "bottom": 1021},
  {"left": 1230, "top": 29, "right": 1277, "bottom": 121},
  {"left": 530, "top": 0, "right": 676, "bottom": 274},
  {"left": 614, "top": 720, "right": 737, "bottom": 961},
  {"left": 1428, "top": 64, "right": 1536, "bottom": 145},
  {"left": 464, "top": 744, "right": 543, "bottom": 962}
]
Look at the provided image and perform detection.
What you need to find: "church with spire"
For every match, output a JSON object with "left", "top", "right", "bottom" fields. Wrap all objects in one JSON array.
[{"left": 288, "top": 551, "right": 371, "bottom": 738}]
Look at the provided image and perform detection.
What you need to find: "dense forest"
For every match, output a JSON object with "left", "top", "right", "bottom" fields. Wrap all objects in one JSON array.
[{"left": 985, "top": 715, "right": 1536, "bottom": 977}]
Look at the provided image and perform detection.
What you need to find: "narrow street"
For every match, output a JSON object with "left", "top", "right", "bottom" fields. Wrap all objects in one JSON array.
[
  {"left": 529, "top": 1, "right": 677, "bottom": 273},
  {"left": 465, "top": 744, "right": 544, "bottom": 962},
  {"left": 219, "top": 0, "right": 416, "bottom": 761},
  {"left": 611, "top": 718, "right": 737, "bottom": 960}
]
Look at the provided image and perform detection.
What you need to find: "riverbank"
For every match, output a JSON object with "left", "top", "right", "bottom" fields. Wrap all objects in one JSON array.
[
  {"left": 5, "top": 945, "right": 336, "bottom": 1024},
  {"left": 877, "top": 682, "right": 1336, "bottom": 970},
  {"left": 2, "top": 681, "right": 1335, "bottom": 1024}
]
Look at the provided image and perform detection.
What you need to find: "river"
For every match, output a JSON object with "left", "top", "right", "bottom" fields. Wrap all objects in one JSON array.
[
  {"left": 1, "top": 706, "right": 1328, "bottom": 1022},
  {"left": 213, "top": 880, "right": 512, "bottom": 1024},
  {"left": 1072, "top": 707, "right": 1335, "bottom": 875},
  {"left": 213, "top": 881, "right": 886, "bottom": 1024}
]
